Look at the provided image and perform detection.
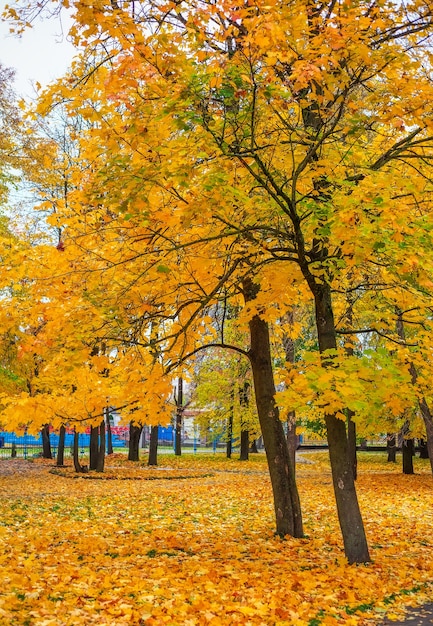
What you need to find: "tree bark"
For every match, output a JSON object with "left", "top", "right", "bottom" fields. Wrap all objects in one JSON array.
[
  {"left": 244, "top": 278, "right": 303, "bottom": 538},
  {"left": 239, "top": 381, "right": 250, "bottom": 461},
  {"left": 226, "top": 387, "right": 234, "bottom": 458},
  {"left": 73, "top": 430, "right": 87, "bottom": 473},
  {"left": 148, "top": 425, "right": 158, "bottom": 466},
  {"left": 96, "top": 419, "right": 106, "bottom": 472},
  {"left": 89, "top": 425, "right": 99, "bottom": 470},
  {"left": 314, "top": 283, "right": 370, "bottom": 563},
  {"left": 56, "top": 425, "right": 66, "bottom": 467},
  {"left": 283, "top": 311, "right": 297, "bottom": 472},
  {"left": 41, "top": 424, "right": 52, "bottom": 459},
  {"left": 387, "top": 433, "right": 397, "bottom": 462},
  {"left": 174, "top": 377, "right": 183, "bottom": 456},
  {"left": 347, "top": 410, "right": 357, "bottom": 481},
  {"left": 128, "top": 422, "right": 143, "bottom": 461},
  {"left": 402, "top": 437, "right": 414, "bottom": 474},
  {"left": 106, "top": 408, "right": 113, "bottom": 455},
  {"left": 249, "top": 439, "right": 258, "bottom": 453},
  {"left": 286, "top": 411, "right": 297, "bottom": 475}
]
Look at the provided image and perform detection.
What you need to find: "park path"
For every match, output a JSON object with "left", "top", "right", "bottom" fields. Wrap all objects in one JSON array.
[{"left": 379, "top": 604, "right": 433, "bottom": 625}]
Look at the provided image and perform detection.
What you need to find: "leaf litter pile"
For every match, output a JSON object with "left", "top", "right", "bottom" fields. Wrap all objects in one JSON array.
[{"left": 0, "top": 453, "right": 432, "bottom": 625}]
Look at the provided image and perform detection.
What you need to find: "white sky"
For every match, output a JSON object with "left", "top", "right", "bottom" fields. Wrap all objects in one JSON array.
[{"left": 0, "top": 2, "right": 76, "bottom": 99}]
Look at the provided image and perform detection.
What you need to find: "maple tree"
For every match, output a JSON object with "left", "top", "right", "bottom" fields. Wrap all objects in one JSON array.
[{"left": 5, "top": 0, "right": 433, "bottom": 565}]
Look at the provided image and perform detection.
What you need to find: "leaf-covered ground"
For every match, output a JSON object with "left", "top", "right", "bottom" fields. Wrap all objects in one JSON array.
[{"left": 0, "top": 452, "right": 432, "bottom": 625}]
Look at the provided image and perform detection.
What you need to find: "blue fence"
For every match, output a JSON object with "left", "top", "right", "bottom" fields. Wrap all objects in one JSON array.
[{"left": 0, "top": 425, "right": 225, "bottom": 459}]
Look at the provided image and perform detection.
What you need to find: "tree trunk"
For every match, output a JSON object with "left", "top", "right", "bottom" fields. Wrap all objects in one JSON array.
[
  {"left": 174, "top": 377, "right": 183, "bottom": 456},
  {"left": 314, "top": 283, "right": 370, "bottom": 563},
  {"left": 347, "top": 410, "right": 357, "bottom": 481},
  {"left": 106, "top": 408, "right": 113, "bottom": 455},
  {"left": 249, "top": 439, "right": 258, "bottom": 453},
  {"left": 128, "top": 422, "right": 143, "bottom": 461},
  {"left": 286, "top": 411, "right": 297, "bottom": 475},
  {"left": 96, "top": 419, "right": 106, "bottom": 472},
  {"left": 89, "top": 425, "right": 99, "bottom": 470},
  {"left": 239, "top": 381, "right": 250, "bottom": 461},
  {"left": 148, "top": 425, "right": 158, "bottom": 466},
  {"left": 239, "top": 429, "right": 249, "bottom": 461},
  {"left": 244, "top": 278, "right": 303, "bottom": 539},
  {"left": 73, "top": 430, "right": 87, "bottom": 473},
  {"left": 283, "top": 312, "right": 297, "bottom": 473},
  {"left": 226, "top": 387, "right": 234, "bottom": 459},
  {"left": 402, "top": 437, "right": 414, "bottom": 474},
  {"left": 41, "top": 424, "right": 52, "bottom": 459},
  {"left": 56, "top": 425, "right": 66, "bottom": 467},
  {"left": 387, "top": 433, "right": 397, "bottom": 462}
]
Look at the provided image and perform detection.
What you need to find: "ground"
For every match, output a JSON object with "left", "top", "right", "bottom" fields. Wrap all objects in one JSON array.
[{"left": 0, "top": 452, "right": 432, "bottom": 625}]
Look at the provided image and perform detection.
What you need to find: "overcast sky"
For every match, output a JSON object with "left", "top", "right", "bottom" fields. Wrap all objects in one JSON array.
[{"left": 0, "top": 3, "right": 76, "bottom": 98}]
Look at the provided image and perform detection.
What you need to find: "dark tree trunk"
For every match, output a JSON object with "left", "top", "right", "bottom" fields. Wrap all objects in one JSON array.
[
  {"left": 249, "top": 439, "right": 258, "bottom": 453},
  {"left": 387, "top": 433, "right": 397, "bottom": 462},
  {"left": 286, "top": 411, "right": 297, "bottom": 475},
  {"left": 283, "top": 312, "right": 297, "bottom": 472},
  {"left": 244, "top": 278, "right": 303, "bottom": 539},
  {"left": 174, "top": 377, "right": 183, "bottom": 456},
  {"left": 89, "top": 425, "right": 99, "bottom": 470},
  {"left": 419, "top": 439, "right": 429, "bottom": 459},
  {"left": 96, "top": 419, "right": 105, "bottom": 472},
  {"left": 73, "top": 430, "right": 87, "bottom": 473},
  {"left": 56, "top": 425, "right": 66, "bottom": 467},
  {"left": 240, "top": 429, "right": 249, "bottom": 461},
  {"left": 128, "top": 422, "right": 143, "bottom": 461},
  {"left": 402, "top": 438, "right": 415, "bottom": 474},
  {"left": 314, "top": 283, "right": 370, "bottom": 563},
  {"left": 41, "top": 424, "right": 52, "bottom": 459},
  {"left": 226, "top": 414, "right": 233, "bottom": 458},
  {"left": 106, "top": 408, "right": 113, "bottom": 455},
  {"left": 422, "top": 411, "right": 433, "bottom": 474},
  {"left": 148, "top": 425, "right": 158, "bottom": 466},
  {"left": 226, "top": 386, "right": 234, "bottom": 459},
  {"left": 239, "top": 381, "right": 250, "bottom": 461},
  {"left": 347, "top": 410, "right": 357, "bottom": 481}
]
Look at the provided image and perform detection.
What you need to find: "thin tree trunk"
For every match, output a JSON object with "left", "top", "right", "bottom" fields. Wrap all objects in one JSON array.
[
  {"left": 244, "top": 278, "right": 303, "bottom": 538},
  {"left": 73, "top": 430, "right": 86, "bottom": 473},
  {"left": 286, "top": 411, "right": 297, "bottom": 475},
  {"left": 283, "top": 311, "right": 297, "bottom": 472},
  {"left": 387, "top": 433, "right": 397, "bottom": 462},
  {"left": 347, "top": 410, "right": 357, "bottom": 480},
  {"left": 56, "top": 425, "right": 66, "bottom": 467},
  {"left": 148, "top": 425, "right": 158, "bottom": 466},
  {"left": 106, "top": 408, "right": 113, "bottom": 455},
  {"left": 89, "top": 425, "right": 99, "bottom": 470},
  {"left": 128, "top": 422, "right": 143, "bottom": 461},
  {"left": 239, "top": 381, "right": 250, "bottom": 461},
  {"left": 41, "top": 424, "right": 52, "bottom": 459},
  {"left": 96, "top": 419, "right": 105, "bottom": 472},
  {"left": 249, "top": 439, "right": 258, "bottom": 453},
  {"left": 174, "top": 377, "right": 183, "bottom": 456},
  {"left": 239, "top": 429, "right": 249, "bottom": 460},
  {"left": 402, "top": 437, "right": 414, "bottom": 474},
  {"left": 226, "top": 387, "right": 234, "bottom": 459},
  {"left": 314, "top": 283, "right": 370, "bottom": 563}
]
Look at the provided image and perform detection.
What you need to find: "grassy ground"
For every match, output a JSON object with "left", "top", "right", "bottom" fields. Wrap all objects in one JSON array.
[{"left": 0, "top": 451, "right": 432, "bottom": 625}]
